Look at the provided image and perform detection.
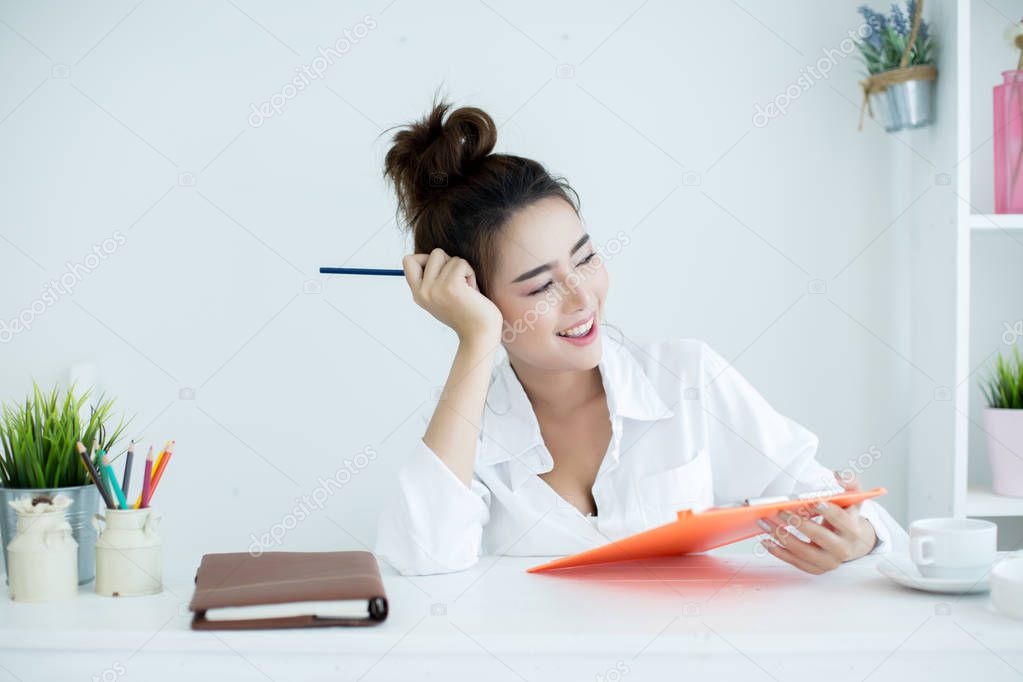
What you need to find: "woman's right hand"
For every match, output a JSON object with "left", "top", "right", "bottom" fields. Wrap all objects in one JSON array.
[{"left": 402, "top": 248, "right": 504, "bottom": 344}]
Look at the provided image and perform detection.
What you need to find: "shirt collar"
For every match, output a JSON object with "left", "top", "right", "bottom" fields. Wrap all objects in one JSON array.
[{"left": 477, "top": 334, "right": 675, "bottom": 470}]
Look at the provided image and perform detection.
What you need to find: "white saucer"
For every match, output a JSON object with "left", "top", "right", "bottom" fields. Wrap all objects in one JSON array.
[{"left": 876, "top": 553, "right": 990, "bottom": 594}]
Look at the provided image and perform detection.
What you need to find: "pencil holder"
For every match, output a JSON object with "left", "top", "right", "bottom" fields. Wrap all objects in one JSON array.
[{"left": 92, "top": 508, "right": 163, "bottom": 597}]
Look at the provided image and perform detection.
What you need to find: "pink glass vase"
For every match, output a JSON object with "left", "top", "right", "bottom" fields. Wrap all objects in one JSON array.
[{"left": 994, "top": 70, "right": 1023, "bottom": 213}]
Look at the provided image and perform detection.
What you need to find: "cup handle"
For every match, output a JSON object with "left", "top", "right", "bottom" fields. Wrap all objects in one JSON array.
[
  {"left": 911, "top": 535, "right": 935, "bottom": 565},
  {"left": 143, "top": 510, "right": 162, "bottom": 536},
  {"left": 91, "top": 513, "right": 105, "bottom": 534}
]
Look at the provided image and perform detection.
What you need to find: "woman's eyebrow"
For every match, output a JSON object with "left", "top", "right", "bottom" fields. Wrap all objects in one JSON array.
[{"left": 510, "top": 234, "right": 591, "bottom": 283}]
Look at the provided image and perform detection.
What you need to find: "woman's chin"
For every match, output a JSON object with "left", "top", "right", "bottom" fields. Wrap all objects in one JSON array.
[{"left": 553, "top": 334, "right": 602, "bottom": 368}]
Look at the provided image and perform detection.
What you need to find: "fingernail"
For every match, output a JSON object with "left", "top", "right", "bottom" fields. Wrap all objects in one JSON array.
[
  {"left": 816, "top": 502, "right": 827, "bottom": 512},
  {"left": 756, "top": 519, "right": 773, "bottom": 532}
]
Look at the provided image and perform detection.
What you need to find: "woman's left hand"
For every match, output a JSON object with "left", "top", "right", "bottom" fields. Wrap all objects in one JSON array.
[{"left": 757, "top": 471, "right": 878, "bottom": 574}]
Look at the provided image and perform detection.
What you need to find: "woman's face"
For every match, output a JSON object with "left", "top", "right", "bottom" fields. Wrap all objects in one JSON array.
[{"left": 488, "top": 196, "right": 609, "bottom": 372}]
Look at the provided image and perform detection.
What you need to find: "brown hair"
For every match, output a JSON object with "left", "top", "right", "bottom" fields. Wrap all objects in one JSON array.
[{"left": 382, "top": 97, "right": 580, "bottom": 297}]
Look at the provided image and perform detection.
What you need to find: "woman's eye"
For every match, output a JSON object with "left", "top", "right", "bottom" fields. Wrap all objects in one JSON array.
[
  {"left": 527, "top": 254, "right": 598, "bottom": 295},
  {"left": 529, "top": 281, "right": 555, "bottom": 296}
]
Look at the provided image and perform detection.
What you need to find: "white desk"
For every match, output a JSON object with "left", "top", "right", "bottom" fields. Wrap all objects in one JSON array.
[{"left": 1, "top": 543, "right": 1022, "bottom": 682}]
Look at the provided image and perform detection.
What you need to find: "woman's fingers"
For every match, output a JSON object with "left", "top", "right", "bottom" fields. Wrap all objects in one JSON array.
[
  {"left": 422, "top": 247, "right": 450, "bottom": 286},
  {"left": 760, "top": 536, "right": 826, "bottom": 574},
  {"left": 773, "top": 510, "right": 845, "bottom": 555},
  {"left": 463, "top": 265, "right": 480, "bottom": 292},
  {"left": 402, "top": 254, "right": 425, "bottom": 290},
  {"left": 809, "top": 502, "right": 860, "bottom": 537},
  {"left": 765, "top": 518, "right": 834, "bottom": 567},
  {"left": 438, "top": 254, "right": 471, "bottom": 286},
  {"left": 835, "top": 469, "right": 863, "bottom": 514},
  {"left": 439, "top": 258, "right": 490, "bottom": 306},
  {"left": 406, "top": 250, "right": 478, "bottom": 292},
  {"left": 813, "top": 502, "right": 877, "bottom": 558}
]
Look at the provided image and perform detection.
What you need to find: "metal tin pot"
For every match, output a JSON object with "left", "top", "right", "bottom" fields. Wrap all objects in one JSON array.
[
  {"left": 873, "top": 78, "right": 935, "bottom": 132},
  {"left": 0, "top": 484, "right": 100, "bottom": 585}
]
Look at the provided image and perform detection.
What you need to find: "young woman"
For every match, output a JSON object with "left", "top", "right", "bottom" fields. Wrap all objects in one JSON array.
[{"left": 374, "top": 99, "right": 908, "bottom": 576}]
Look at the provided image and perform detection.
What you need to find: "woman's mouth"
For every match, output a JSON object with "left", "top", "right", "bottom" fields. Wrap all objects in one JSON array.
[{"left": 555, "top": 314, "right": 598, "bottom": 345}]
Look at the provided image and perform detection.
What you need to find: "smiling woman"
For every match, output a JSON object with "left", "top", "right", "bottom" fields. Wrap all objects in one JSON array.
[{"left": 372, "top": 96, "right": 909, "bottom": 576}]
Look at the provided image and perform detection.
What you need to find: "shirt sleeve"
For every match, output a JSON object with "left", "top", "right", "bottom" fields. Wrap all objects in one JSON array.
[
  {"left": 700, "top": 341, "right": 908, "bottom": 557},
  {"left": 374, "top": 433, "right": 492, "bottom": 576}
]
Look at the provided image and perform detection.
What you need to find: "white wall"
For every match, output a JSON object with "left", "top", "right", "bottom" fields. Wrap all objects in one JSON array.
[
  {"left": 902, "top": 0, "right": 960, "bottom": 524},
  {"left": 0, "top": 0, "right": 928, "bottom": 568}
]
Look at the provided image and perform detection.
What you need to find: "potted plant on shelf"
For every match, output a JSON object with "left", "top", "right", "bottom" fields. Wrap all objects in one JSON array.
[
  {"left": 0, "top": 383, "right": 130, "bottom": 585},
  {"left": 980, "top": 346, "right": 1023, "bottom": 497},
  {"left": 855, "top": 0, "right": 937, "bottom": 132}
]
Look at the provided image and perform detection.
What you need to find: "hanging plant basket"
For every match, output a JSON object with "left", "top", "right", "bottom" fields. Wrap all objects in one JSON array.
[
  {"left": 856, "top": 0, "right": 938, "bottom": 133},
  {"left": 860, "top": 64, "right": 937, "bottom": 132}
]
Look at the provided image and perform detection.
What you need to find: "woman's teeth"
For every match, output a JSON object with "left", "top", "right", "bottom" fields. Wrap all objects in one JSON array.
[{"left": 556, "top": 318, "right": 594, "bottom": 338}]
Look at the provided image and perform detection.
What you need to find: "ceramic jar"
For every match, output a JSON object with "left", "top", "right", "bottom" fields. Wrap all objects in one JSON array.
[
  {"left": 93, "top": 508, "right": 163, "bottom": 597},
  {"left": 6, "top": 494, "right": 78, "bottom": 602}
]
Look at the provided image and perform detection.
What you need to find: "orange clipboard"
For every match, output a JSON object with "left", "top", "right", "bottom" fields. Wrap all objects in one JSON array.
[{"left": 527, "top": 487, "right": 887, "bottom": 573}]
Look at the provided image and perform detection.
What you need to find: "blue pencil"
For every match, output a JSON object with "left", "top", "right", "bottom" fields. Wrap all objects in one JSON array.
[
  {"left": 319, "top": 267, "right": 404, "bottom": 276},
  {"left": 98, "top": 451, "right": 128, "bottom": 509}
]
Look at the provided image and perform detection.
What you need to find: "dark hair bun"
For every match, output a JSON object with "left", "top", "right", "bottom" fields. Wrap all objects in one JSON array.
[
  {"left": 380, "top": 96, "right": 579, "bottom": 296},
  {"left": 383, "top": 99, "right": 497, "bottom": 228}
]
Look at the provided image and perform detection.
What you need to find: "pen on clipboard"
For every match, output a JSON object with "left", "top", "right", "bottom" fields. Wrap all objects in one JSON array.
[{"left": 716, "top": 487, "right": 846, "bottom": 509}]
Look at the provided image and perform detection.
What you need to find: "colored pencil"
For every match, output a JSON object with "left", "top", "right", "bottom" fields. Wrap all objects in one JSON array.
[
  {"left": 319, "top": 267, "right": 403, "bottom": 276},
  {"left": 99, "top": 451, "right": 128, "bottom": 509},
  {"left": 144, "top": 440, "right": 174, "bottom": 507},
  {"left": 76, "top": 441, "right": 116, "bottom": 509},
  {"left": 139, "top": 446, "right": 154, "bottom": 510},
  {"left": 122, "top": 440, "right": 135, "bottom": 499},
  {"left": 134, "top": 440, "right": 169, "bottom": 509}
]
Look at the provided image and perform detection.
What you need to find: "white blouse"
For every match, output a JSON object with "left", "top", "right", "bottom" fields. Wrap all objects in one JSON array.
[{"left": 375, "top": 332, "right": 909, "bottom": 575}]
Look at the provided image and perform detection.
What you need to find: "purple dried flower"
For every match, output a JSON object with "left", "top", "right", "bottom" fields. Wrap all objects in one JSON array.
[
  {"left": 858, "top": 5, "right": 888, "bottom": 49},
  {"left": 891, "top": 3, "right": 908, "bottom": 36}
]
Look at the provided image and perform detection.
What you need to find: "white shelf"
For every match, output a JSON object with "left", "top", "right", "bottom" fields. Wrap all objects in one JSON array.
[
  {"left": 970, "top": 214, "right": 1023, "bottom": 230},
  {"left": 938, "top": 1, "right": 1023, "bottom": 521},
  {"left": 966, "top": 484, "right": 1023, "bottom": 517}
]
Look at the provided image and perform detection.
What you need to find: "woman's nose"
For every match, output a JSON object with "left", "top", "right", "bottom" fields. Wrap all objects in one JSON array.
[{"left": 563, "top": 278, "right": 594, "bottom": 312}]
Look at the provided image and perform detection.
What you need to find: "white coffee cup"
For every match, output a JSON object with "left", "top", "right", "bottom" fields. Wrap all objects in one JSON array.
[
  {"left": 908, "top": 518, "right": 997, "bottom": 579},
  {"left": 990, "top": 557, "right": 1023, "bottom": 620}
]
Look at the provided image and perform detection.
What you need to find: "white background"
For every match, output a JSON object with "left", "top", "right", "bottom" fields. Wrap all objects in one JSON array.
[{"left": 1, "top": 0, "right": 1018, "bottom": 568}]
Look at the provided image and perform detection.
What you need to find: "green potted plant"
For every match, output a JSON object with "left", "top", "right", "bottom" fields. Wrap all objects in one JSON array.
[
  {"left": 855, "top": 0, "right": 937, "bottom": 132},
  {"left": 0, "top": 383, "right": 130, "bottom": 585},
  {"left": 980, "top": 346, "right": 1023, "bottom": 497}
]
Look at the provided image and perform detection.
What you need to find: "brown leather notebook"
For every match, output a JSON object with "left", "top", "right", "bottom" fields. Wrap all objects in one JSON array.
[{"left": 189, "top": 551, "right": 388, "bottom": 630}]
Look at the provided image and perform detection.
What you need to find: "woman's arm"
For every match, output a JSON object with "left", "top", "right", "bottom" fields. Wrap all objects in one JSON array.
[
  {"left": 699, "top": 340, "right": 908, "bottom": 572},
  {"left": 424, "top": 337, "right": 501, "bottom": 487},
  {"left": 373, "top": 249, "right": 503, "bottom": 575},
  {"left": 375, "top": 434, "right": 493, "bottom": 575},
  {"left": 402, "top": 248, "right": 504, "bottom": 486}
]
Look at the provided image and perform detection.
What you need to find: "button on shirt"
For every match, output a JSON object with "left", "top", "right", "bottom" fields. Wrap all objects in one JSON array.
[{"left": 375, "top": 335, "right": 909, "bottom": 575}]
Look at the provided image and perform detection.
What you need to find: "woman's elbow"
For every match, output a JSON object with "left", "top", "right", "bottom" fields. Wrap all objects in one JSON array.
[{"left": 374, "top": 513, "right": 483, "bottom": 576}]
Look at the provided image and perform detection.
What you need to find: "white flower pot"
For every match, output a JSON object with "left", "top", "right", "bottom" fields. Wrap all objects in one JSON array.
[{"left": 983, "top": 408, "right": 1023, "bottom": 497}]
